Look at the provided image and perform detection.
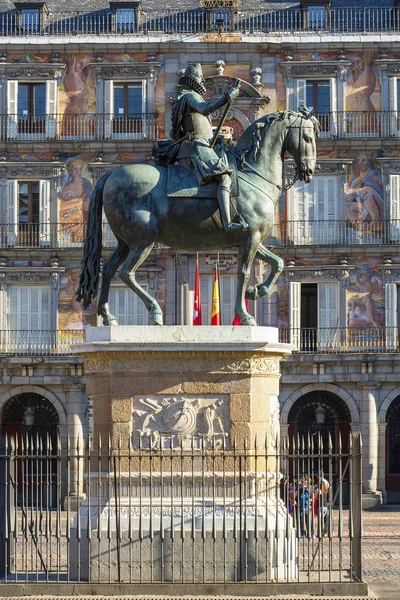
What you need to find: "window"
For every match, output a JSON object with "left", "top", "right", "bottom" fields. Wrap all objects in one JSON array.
[
  {"left": 7, "top": 79, "right": 57, "bottom": 140},
  {"left": 7, "top": 180, "right": 51, "bottom": 247},
  {"left": 115, "top": 8, "right": 135, "bottom": 31},
  {"left": 306, "top": 5, "right": 326, "bottom": 29},
  {"left": 386, "top": 282, "right": 398, "bottom": 350},
  {"left": 104, "top": 80, "right": 146, "bottom": 139},
  {"left": 290, "top": 281, "right": 339, "bottom": 350},
  {"left": 20, "top": 8, "right": 40, "bottom": 32},
  {"left": 211, "top": 8, "right": 231, "bottom": 32},
  {"left": 294, "top": 78, "right": 337, "bottom": 136},
  {"left": 290, "top": 176, "right": 338, "bottom": 244},
  {"left": 108, "top": 286, "right": 149, "bottom": 325},
  {"left": 200, "top": 273, "right": 235, "bottom": 325},
  {"left": 6, "top": 286, "right": 51, "bottom": 353},
  {"left": 389, "top": 175, "right": 400, "bottom": 242},
  {"left": 389, "top": 78, "right": 400, "bottom": 136}
]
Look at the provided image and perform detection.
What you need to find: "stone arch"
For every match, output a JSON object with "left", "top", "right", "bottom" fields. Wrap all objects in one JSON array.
[
  {"left": 281, "top": 383, "right": 359, "bottom": 425},
  {"left": 0, "top": 385, "right": 67, "bottom": 427},
  {"left": 379, "top": 388, "right": 400, "bottom": 423}
]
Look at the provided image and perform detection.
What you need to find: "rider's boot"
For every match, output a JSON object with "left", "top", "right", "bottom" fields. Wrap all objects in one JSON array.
[{"left": 218, "top": 178, "right": 248, "bottom": 232}]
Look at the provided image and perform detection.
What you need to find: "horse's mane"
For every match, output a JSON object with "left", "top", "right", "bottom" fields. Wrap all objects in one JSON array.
[{"left": 234, "top": 109, "right": 320, "bottom": 165}]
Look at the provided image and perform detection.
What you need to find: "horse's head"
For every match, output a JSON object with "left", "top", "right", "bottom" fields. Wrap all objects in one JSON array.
[{"left": 284, "top": 107, "right": 320, "bottom": 184}]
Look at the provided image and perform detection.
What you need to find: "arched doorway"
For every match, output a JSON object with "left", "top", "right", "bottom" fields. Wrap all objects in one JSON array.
[
  {"left": 386, "top": 395, "right": 400, "bottom": 503},
  {"left": 288, "top": 390, "right": 352, "bottom": 477},
  {"left": 1, "top": 392, "right": 59, "bottom": 507}
]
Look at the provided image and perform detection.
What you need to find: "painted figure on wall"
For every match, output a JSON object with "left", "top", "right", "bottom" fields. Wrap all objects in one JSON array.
[
  {"left": 347, "top": 52, "right": 377, "bottom": 112},
  {"left": 347, "top": 264, "right": 384, "bottom": 330},
  {"left": 60, "top": 158, "right": 93, "bottom": 243},
  {"left": 345, "top": 152, "right": 383, "bottom": 239},
  {"left": 62, "top": 55, "right": 92, "bottom": 136}
]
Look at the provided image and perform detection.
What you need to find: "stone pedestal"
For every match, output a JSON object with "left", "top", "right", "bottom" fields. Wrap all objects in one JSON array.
[{"left": 70, "top": 326, "right": 295, "bottom": 582}]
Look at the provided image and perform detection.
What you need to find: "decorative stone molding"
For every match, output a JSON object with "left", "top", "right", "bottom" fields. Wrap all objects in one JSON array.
[
  {"left": 279, "top": 60, "right": 351, "bottom": 83},
  {"left": 0, "top": 63, "right": 65, "bottom": 79},
  {"left": 133, "top": 394, "right": 229, "bottom": 449},
  {"left": 84, "top": 358, "right": 111, "bottom": 374},
  {"left": 90, "top": 62, "right": 161, "bottom": 85},
  {"left": 214, "top": 60, "right": 225, "bottom": 75},
  {"left": 287, "top": 265, "right": 354, "bottom": 281},
  {"left": 251, "top": 68, "right": 263, "bottom": 88}
]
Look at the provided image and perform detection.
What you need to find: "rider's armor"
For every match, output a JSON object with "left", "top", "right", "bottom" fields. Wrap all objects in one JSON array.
[{"left": 170, "top": 64, "right": 247, "bottom": 232}]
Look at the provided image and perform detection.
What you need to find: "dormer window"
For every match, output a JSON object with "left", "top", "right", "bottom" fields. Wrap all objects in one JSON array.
[
  {"left": 14, "top": 2, "right": 47, "bottom": 33},
  {"left": 307, "top": 5, "right": 326, "bottom": 29},
  {"left": 110, "top": 2, "right": 141, "bottom": 33}
]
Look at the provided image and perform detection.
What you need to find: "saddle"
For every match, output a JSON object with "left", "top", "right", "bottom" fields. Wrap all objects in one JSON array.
[{"left": 166, "top": 149, "right": 239, "bottom": 199}]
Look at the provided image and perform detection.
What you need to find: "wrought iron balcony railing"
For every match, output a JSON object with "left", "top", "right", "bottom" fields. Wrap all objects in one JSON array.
[
  {"left": 1, "top": 113, "right": 158, "bottom": 142},
  {"left": 0, "top": 222, "right": 117, "bottom": 249},
  {"left": 1, "top": 7, "right": 400, "bottom": 36},
  {"left": 0, "top": 329, "right": 85, "bottom": 356},
  {"left": 280, "top": 220, "right": 400, "bottom": 247},
  {"left": 1, "top": 327, "right": 399, "bottom": 356},
  {"left": 279, "top": 327, "right": 399, "bottom": 354}
]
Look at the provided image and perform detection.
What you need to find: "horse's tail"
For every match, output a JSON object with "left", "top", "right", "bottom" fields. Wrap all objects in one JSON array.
[{"left": 76, "top": 171, "right": 112, "bottom": 309}]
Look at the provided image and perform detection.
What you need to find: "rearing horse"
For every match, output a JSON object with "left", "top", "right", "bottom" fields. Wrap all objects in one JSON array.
[{"left": 76, "top": 110, "right": 319, "bottom": 326}]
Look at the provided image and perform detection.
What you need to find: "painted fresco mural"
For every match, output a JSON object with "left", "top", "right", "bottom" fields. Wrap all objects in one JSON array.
[{"left": 347, "top": 260, "right": 384, "bottom": 330}]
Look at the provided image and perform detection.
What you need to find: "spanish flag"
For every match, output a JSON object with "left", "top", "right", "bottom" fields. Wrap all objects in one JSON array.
[{"left": 211, "top": 263, "right": 221, "bottom": 325}]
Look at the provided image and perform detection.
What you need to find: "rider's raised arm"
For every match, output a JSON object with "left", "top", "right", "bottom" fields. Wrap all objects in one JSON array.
[{"left": 187, "top": 92, "right": 231, "bottom": 117}]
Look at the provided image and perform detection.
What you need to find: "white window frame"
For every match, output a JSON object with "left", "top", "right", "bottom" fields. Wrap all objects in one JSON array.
[
  {"left": 386, "top": 282, "right": 398, "bottom": 350},
  {"left": 200, "top": 272, "right": 235, "bottom": 325},
  {"left": 5, "top": 179, "right": 51, "bottom": 247},
  {"left": 104, "top": 79, "right": 147, "bottom": 141},
  {"left": 293, "top": 77, "right": 337, "bottom": 138},
  {"left": 389, "top": 174, "right": 400, "bottom": 242},
  {"left": 99, "top": 285, "right": 150, "bottom": 326},
  {"left": 389, "top": 77, "right": 400, "bottom": 137},
  {"left": 7, "top": 79, "right": 57, "bottom": 141},
  {"left": 5, "top": 285, "right": 52, "bottom": 353}
]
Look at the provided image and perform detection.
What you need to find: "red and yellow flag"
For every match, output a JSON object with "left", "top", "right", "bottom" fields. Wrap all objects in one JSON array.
[
  {"left": 193, "top": 258, "right": 202, "bottom": 325},
  {"left": 211, "top": 263, "right": 221, "bottom": 325}
]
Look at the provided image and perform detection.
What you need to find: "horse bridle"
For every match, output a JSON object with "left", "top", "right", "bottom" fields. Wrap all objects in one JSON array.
[{"left": 234, "top": 112, "right": 311, "bottom": 192}]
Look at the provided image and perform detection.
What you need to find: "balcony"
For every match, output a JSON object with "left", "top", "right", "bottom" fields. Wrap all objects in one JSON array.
[
  {"left": 279, "top": 327, "right": 399, "bottom": 354},
  {"left": 1, "top": 113, "right": 158, "bottom": 142},
  {"left": 1, "top": 326, "right": 399, "bottom": 356},
  {"left": 280, "top": 220, "right": 400, "bottom": 247},
  {"left": 0, "top": 222, "right": 115, "bottom": 249},
  {"left": 1, "top": 7, "right": 400, "bottom": 36},
  {"left": 0, "top": 329, "right": 85, "bottom": 356}
]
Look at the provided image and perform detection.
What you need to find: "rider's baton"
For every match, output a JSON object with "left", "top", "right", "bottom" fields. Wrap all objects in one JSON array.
[{"left": 210, "top": 79, "right": 240, "bottom": 148}]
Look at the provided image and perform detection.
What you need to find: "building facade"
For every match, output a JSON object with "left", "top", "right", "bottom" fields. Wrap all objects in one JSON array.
[{"left": 0, "top": 0, "right": 399, "bottom": 505}]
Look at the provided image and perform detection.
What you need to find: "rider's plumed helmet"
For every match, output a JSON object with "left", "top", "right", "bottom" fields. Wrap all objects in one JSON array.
[{"left": 178, "top": 63, "right": 207, "bottom": 96}]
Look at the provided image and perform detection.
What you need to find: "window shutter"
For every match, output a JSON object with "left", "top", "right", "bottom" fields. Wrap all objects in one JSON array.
[
  {"left": 109, "top": 286, "right": 149, "bottom": 325},
  {"left": 389, "top": 77, "right": 398, "bottom": 136},
  {"left": 292, "top": 181, "right": 306, "bottom": 243},
  {"left": 386, "top": 282, "right": 398, "bottom": 350},
  {"left": 7, "top": 80, "right": 18, "bottom": 139},
  {"left": 7, "top": 180, "right": 18, "bottom": 246},
  {"left": 141, "top": 81, "right": 148, "bottom": 138},
  {"left": 45, "top": 80, "right": 57, "bottom": 138},
  {"left": 289, "top": 281, "right": 301, "bottom": 349},
  {"left": 7, "top": 286, "right": 50, "bottom": 351},
  {"left": 39, "top": 180, "right": 51, "bottom": 245},
  {"left": 315, "top": 177, "right": 338, "bottom": 243},
  {"left": 200, "top": 275, "right": 213, "bottom": 326},
  {"left": 295, "top": 79, "right": 307, "bottom": 111},
  {"left": 390, "top": 174, "right": 400, "bottom": 242},
  {"left": 102, "top": 209, "right": 117, "bottom": 248},
  {"left": 318, "top": 283, "right": 339, "bottom": 349},
  {"left": 221, "top": 274, "right": 235, "bottom": 325},
  {"left": 330, "top": 77, "right": 338, "bottom": 136},
  {"left": 104, "top": 80, "right": 114, "bottom": 139}
]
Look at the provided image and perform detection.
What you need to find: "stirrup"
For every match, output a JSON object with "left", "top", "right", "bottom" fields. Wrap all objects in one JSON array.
[{"left": 224, "top": 221, "right": 247, "bottom": 231}]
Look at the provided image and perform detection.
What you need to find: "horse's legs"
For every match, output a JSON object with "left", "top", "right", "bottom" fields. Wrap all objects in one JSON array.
[
  {"left": 98, "top": 241, "right": 129, "bottom": 325},
  {"left": 119, "top": 243, "right": 163, "bottom": 326},
  {"left": 245, "top": 244, "right": 284, "bottom": 300},
  {"left": 235, "top": 234, "right": 260, "bottom": 326}
]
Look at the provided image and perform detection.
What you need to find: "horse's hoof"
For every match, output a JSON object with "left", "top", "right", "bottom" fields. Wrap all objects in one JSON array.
[
  {"left": 103, "top": 316, "right": 118, "bottom": 326},
  {"left": 245, "top": 285, "right": 259, "bottom": 301},
  {"left": 241, "top": 315, "right": 257, "bottom": 326},
  {"left": 150, "top": 308, "right": 163, "bottom": 326}
]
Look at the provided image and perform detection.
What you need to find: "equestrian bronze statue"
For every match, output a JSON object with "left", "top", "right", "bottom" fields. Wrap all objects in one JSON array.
[{"left": 76, "top": 64, "right": 319, "bottom": 326}]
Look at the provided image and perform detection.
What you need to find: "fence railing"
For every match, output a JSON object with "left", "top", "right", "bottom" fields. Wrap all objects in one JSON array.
[
  {"left": 1, "top": 327, "right": 400, "bottom": 356},
  {"left": 1, "top": 113, "right": 158, "bottom": 142},
  {"left": 0, "top": 7, "right": 400, "bottom": 36},
  {"left": 1, "top": 112, "right": 399, "bottom": 141},
  {"left": 279, "top": 327, "right": 400, "bottom": 354},
  {"left": 0, "top": 432, "right": 362, "bottom": 584},
  {"left": 0, "top": 222, "right": 119, "bottom": 249},
  {"left": 280, "top": 220, "right": 400, "bottom": 246},
  {"left": 0, "top": 330, "right": 85, "bottom": 356}
]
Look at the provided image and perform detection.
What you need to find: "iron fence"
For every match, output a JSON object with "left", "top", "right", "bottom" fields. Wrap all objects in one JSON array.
[
  {"left": 279, "top": 327, "right": 400, "bottom": 354},
  {"left": 280, "top": 220, "right": 400, "bottom": 247},
  {"left": 0, "top": 432, "right": 362, "bottom": 584},
  {"left": 1, "top": 113, "right": 158, "bottom": 142},
  {"left": 0, "top": 7, "right": 400, "bottom": 36}
]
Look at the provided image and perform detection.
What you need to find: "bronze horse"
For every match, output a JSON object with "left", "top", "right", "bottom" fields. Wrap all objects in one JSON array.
[{"left": 76, "top": 110, "right": 319, "bottom": 326}]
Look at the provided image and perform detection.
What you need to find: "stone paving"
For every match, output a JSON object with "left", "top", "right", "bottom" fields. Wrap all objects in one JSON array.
[{"left": 361, "top": 505, "right": 400, "bottom": 600}]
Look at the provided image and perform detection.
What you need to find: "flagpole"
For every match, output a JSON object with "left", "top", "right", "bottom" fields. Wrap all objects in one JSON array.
[{"left": 193, "top": 254, "right": 202, "bottom": 326}]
